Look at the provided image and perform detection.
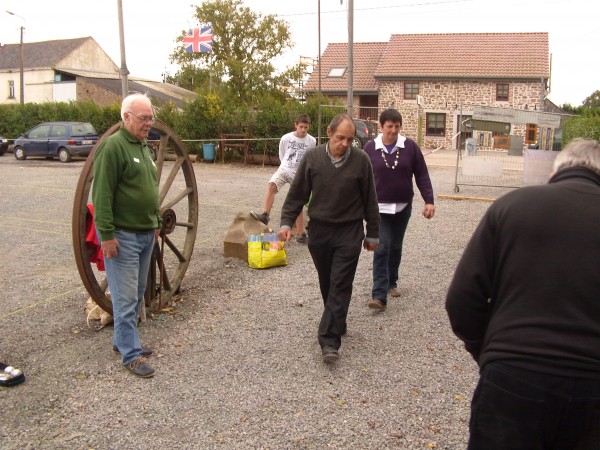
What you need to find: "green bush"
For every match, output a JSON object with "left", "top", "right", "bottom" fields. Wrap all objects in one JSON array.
[
  {"left": 0, "top": 96, "right": 341, "bottom": 160},
  {"left": 0, "top": 101, "right": 120, "bottom": 139},
  {"left": 563, "top": 113, "right": 600, "bottom": 145}
]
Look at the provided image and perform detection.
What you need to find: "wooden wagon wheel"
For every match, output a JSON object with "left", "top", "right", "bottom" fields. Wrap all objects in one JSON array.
[{"left": 72, "top": 120, "right": 199, "bottom": 314}]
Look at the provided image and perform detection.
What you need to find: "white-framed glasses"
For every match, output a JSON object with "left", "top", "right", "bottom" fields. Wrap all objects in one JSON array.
[{"left": 128, "top": 111, "right": 155, "bottom": 123}]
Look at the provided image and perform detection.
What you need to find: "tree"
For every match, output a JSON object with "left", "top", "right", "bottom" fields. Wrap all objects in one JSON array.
[
  {"left": 582, "top": 90, "right": 600, "bottom": 109},
  {"left": 562, "top": 89, "right": 600, "bottom": 144},
  {"left": 559, "top": 103, "right": 582, "bottom": 115},
  {"left": 165, "top": 65, "right": 217, "bottom": 93},
  {"left": 171, "top": 0, "right": 293, "bottom": 104}
]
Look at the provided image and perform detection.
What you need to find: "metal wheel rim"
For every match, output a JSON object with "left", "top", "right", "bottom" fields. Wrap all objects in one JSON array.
[{"left": 72, "top": 120, "right": 199, "bottom": 314}]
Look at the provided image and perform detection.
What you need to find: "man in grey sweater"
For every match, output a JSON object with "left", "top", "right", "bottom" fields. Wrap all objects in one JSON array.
[{"left": 278, "top": 114, "right": 380, "bottom": 362}]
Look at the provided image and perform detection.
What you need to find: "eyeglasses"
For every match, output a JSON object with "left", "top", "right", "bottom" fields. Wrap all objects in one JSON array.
[{"left": 127, "top": 111, "right": 155, "bottom": 123}]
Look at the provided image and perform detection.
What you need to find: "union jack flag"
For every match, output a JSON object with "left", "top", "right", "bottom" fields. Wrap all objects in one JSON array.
[{"left": 183, "top": 26, "right": 213, "bottom": 53}]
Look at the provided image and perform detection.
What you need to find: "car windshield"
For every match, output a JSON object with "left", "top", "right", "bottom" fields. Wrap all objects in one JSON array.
[{"left": 71, "top": 123, "right": 97, "bottom": 136}]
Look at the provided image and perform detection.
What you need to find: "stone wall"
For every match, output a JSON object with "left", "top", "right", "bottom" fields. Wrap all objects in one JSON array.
[
  {"left": 310, "top": 78, "right": 548, "bottom": 151},
  {"left": 378, "top": 79, "right": 545, "bottom": 150},
  {"left": 76, "top": 79, "right": 121, "bottom": 107}
]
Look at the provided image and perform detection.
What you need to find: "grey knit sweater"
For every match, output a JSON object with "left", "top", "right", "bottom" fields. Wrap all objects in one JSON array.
[{"left": 280, "top": 143, "right": 380, "bottom": 239}]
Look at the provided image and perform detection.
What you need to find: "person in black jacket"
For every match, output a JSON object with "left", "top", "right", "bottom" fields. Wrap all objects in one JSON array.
[{"left": 445, "top": 138, "right": 600, "bottom": 449}]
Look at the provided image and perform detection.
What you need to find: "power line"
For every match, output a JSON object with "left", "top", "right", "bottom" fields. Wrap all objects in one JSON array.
[{"left": 274, "top": 0, "right": 475, "bottom": 18}]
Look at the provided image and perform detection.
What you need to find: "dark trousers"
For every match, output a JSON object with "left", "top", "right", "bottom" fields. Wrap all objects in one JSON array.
[
  {"left": 307, "top": 220, "right": 364, "bottom": 350},
  {"left": 468, "top": 361, "right": 600, "bottom": 450},
  {"left": 371, "top": 205, "right": 412, "bottom": 301}
]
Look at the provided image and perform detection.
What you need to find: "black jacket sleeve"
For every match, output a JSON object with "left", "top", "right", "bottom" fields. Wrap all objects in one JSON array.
[{"left": 445, "top": 208, "right": 497, "bottom": 362}]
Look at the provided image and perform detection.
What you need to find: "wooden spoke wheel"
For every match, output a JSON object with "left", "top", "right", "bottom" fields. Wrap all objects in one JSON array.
[{"left": 72, "top": 120, "right": 199, "bottom": 315}]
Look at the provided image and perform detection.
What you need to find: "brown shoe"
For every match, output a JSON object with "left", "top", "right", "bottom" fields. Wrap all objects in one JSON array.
[
  {"left": 388, "top": 287, "right": 401, "bottom": 297},
  {"left": 125, "top": 358, "right": 155, "bottom": 378},
  {"left": 368, "top": 299, "right": 387, "bottom": 310}
]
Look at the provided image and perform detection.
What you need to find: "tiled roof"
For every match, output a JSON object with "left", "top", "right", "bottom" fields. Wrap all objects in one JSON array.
[
  {"left": 377, "top": 33, "right": 549, "bottom": 78},
  {"left": 304, "top": 42, "right": 386, "bottom": 93},
  {"left": 305, "top": 32, "right": 549, "bottom": 93},
  {"left": 0, "top": 37, "right": 92, "bottom": 70}
]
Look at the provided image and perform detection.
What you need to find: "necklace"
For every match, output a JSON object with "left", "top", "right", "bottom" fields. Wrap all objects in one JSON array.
[{"left": 380, "top": 148, "right": 400, "bottom": 169}]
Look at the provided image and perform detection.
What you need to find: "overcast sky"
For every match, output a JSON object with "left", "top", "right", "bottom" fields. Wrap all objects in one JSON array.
[{"left": 1, "top": 0, "right": 597, "bottom": 106}]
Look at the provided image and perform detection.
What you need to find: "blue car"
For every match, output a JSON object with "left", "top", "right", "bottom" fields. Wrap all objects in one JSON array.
[
  {"left": 0, "top": 136, "right": 8, "bottom": 156},
  {"left": 13, "top": 122, "right": 99, "bottom": 162}
]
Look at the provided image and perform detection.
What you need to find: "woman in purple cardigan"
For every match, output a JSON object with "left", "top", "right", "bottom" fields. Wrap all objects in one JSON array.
[{"left": 363, "top": 109, "right": 435, "bottom": 310}]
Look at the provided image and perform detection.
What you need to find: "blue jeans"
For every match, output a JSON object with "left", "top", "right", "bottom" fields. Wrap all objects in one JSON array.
[
  {"left": 469, "top": 362, "right": 600, "bottom": 449},
  {"left": 372, "top": 205, "right": 412, "bottom": 302},
  {"left": 104, "top": 230, "right": 155, "bottom": 365}
]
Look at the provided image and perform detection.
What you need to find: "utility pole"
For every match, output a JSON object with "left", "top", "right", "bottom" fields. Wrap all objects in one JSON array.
[
  {"left": 5, "top": 11, "right": 25, "bottom": 104},
  {"left": 18, "top": 24, "right": 24, "bottom": 104},
  {"left": 117, "top": 0, "right": 129, "bottom": 98},
  {"left": 317, "top": 0, "right": 322, "bottom": 144},
  {"left": 346, "top": 0, "right": 354, "bottom": 117}
]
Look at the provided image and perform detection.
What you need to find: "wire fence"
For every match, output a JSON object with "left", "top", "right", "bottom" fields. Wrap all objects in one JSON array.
[{"left": 453, "top": 106, "right": 566, "bottom": 192}]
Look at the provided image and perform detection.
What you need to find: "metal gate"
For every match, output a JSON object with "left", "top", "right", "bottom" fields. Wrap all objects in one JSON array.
[{"left": 454, "top": 106, "right": 566, "bottom": 192}]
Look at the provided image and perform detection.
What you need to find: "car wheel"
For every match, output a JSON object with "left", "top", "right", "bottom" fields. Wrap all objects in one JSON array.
[
  {"left": 351, "top": 137, "right": 362, "bottom": 149},
  {"left": 14, "top": 146, "right": 26, "bottom": 160},
  {"left": 58, "top": 148, "right": 72, "bottom": 163}
]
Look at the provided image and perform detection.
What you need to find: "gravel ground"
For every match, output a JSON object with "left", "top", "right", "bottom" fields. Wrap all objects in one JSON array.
[{"left": 0, "top": 152, "right": 513, "bottom": 449}]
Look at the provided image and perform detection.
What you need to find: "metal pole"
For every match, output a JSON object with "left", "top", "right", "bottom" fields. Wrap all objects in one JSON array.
[
  {"left": 317, "top": 0, "right": 322, "bottom": 144},
  {"left": 453, "top": 104, "right": 462, "bottom": 192},
  {"left": 5, "top": 11, "right": 25, "bottom": 104},
  {"left": 18, "top": 25, "right": 24, "bottom": 104},
  {"left": 346, "top": 0, "right": 353, "bottom": 117},
  {"left": 117, "top": 0, "right": 129, "bottom": 98}
]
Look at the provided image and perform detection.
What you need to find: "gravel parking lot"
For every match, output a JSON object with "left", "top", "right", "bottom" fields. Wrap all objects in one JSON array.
[{"left": 0, "top": 151, "right": 512, "bottom": 449}]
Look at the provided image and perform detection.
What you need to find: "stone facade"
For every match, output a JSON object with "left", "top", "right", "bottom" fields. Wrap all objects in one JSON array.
[
  {"left": 322, "top": 78, "right": 547, "bottom": 151},
  {"left": 76, "top": 79, "right": 121, "bottom": 107},
  {"left": 378, "top": 79, "right": 545, "bottom": 150}
]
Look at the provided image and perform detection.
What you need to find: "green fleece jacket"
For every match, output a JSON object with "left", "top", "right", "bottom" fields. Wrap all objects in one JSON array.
[{"left": 92, "top": 126, "right": 161, "bottom": 241}]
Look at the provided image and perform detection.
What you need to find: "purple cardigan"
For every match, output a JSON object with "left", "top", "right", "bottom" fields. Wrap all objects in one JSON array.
[{"left": 364, "top": 136, "right": 434, "bottom": 205}]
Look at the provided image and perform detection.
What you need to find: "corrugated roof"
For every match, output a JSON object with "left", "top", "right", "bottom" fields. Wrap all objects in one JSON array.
[
  {"left": 305, "top": 32, "right": 549, "bottom": 93},
  {"left": 82, "top": 78, "right": 196, "bottom": 108},
  {"left": 304, "top": 42, "right": 386, "bottom": 93}
]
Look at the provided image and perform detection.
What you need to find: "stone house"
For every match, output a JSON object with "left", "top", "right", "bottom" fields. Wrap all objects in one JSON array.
[
  {"left": 0, "top": 37, "right": 194, "bottom": 107},
  {"left": 304, "top": 32, "right": 553, "bottom": 150}
]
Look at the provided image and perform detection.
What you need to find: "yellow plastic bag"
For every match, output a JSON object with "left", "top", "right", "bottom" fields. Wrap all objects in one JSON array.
[{"left": 247, "top": 233, "right": 288, "bottom": 269}]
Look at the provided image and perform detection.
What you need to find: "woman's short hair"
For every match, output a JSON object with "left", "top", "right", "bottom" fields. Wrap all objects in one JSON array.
[{"left": 379, "top": 108, "right": 402, "bottom": 127}]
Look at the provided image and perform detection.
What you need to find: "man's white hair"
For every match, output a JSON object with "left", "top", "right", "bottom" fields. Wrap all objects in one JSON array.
[
  {"left": 120, "top": 93, "right": 152, "bottom": 121},
  {"left": 553, "top": 138, "right": 600, "bottom": 176}
]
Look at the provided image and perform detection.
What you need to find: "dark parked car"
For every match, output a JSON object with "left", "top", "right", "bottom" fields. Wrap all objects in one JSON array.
[
  {"left": 0, "top": 136, "right": 8, "bottom": 156},
  {"left": 13, "top": 122, "right": 99, "bottom": 162},
  {"left": 352, "top": 119, "right": 377, "bottom": 149}
]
